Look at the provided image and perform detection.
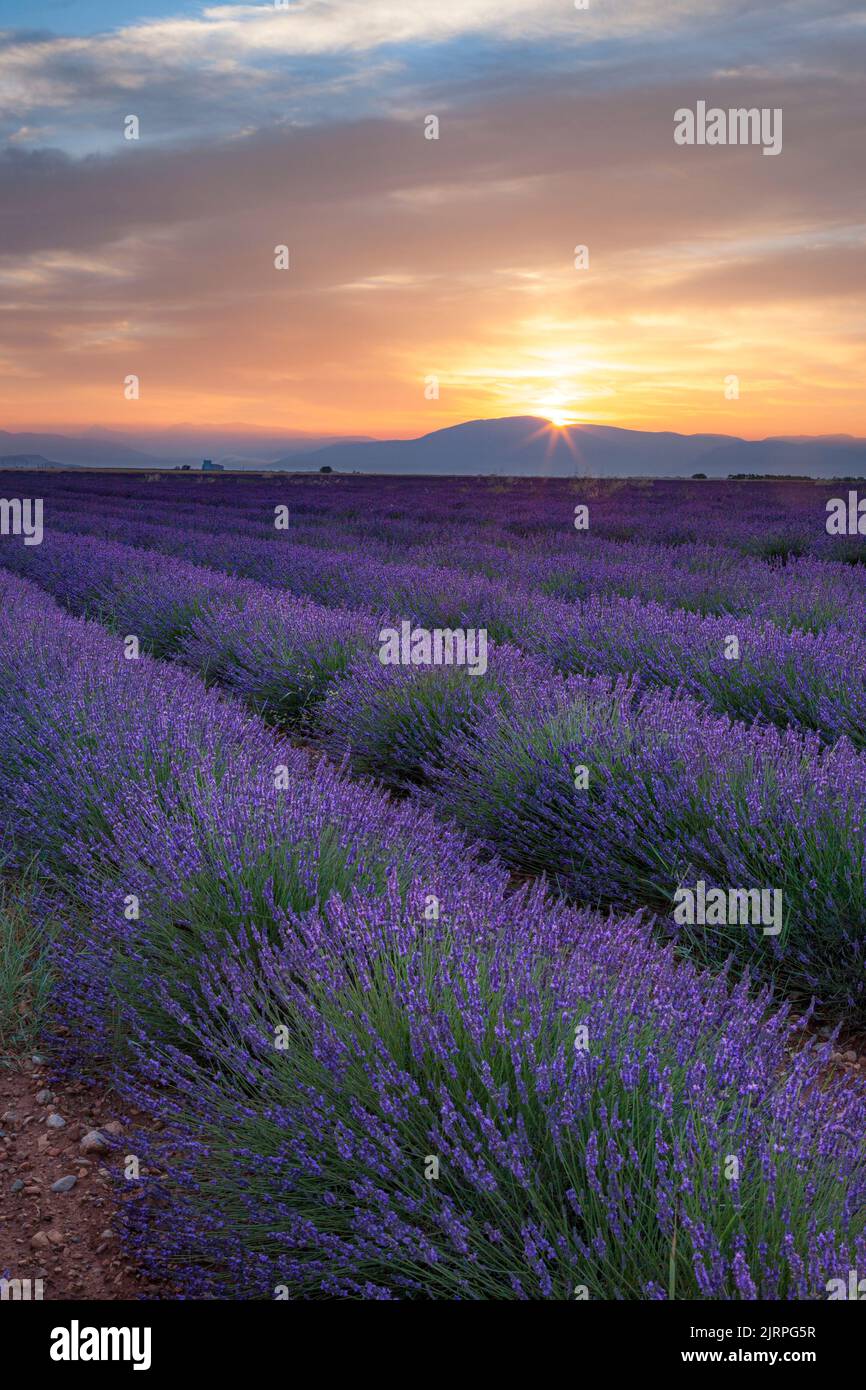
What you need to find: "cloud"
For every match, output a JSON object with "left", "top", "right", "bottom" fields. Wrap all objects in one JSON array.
[{"left": 3, "top": 1, "right": 858, "bottom": 140}]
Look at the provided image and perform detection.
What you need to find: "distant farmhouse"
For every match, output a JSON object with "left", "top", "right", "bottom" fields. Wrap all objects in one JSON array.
[{"left": 202, "top": 458, "right": 224, "bottom": 472}]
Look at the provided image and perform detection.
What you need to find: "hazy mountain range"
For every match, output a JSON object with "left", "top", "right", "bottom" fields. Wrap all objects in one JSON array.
[
  {"left": 2, "top": 418, "right": 866, "bottom": 479},
  {"left": 0, "top": 426, "right": 368, "bottom": 472}
]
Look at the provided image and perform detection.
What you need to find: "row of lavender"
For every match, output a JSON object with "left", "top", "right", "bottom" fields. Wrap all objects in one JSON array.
[
  {"left": 0, "top": 566, "right": 864, "bottom": 1298},
  {"left": 4, "top": 527, "right": 866, "bottom": 1017},
  {"left": 18, "top": 499, "right": 866, "bottom": 747},
  {"left": 28, "top": 470, "right": 866, "bottom": 560},
  {"left": 37, "top": 477, "right": 866, "bottom": 632}
]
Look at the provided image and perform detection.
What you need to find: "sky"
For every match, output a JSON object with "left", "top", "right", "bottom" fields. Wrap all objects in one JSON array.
[{"left": 0, "top": 0, "right": 863, "bottom": 441}]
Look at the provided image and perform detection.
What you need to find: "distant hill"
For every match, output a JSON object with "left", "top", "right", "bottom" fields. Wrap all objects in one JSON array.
[
  {"left": 0, "top": 431, "right": 187, "bottom": 470},
  {"left": 0, "top": 427, "right": 374, "bottom": 471},
  {"left": 2, "top": 418, "right": 866, "bottom": 477},
  {"left": 692, "top": 437, "right": 866, "bottom": 479},
  {"left": 277, "top": 417, "right": 866, "bottom": 479}
]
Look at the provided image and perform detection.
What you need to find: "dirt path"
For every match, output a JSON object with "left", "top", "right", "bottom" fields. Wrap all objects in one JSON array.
[{"left": 0, "top": 1052, "right": 172, "bottom": 1300}]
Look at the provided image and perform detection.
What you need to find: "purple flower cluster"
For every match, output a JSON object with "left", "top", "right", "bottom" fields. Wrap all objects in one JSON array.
[
  {"left": 4, "top": 525, "right": 866, "bottom": 1011},
  {"left": 0, "top": 567, "right": 864, "bottom": 1298},
  {"left": 31, "top": 468, "right": 862, "bottom": 558},
  {"left": 431, "top": 676, "right": 866, "bottom": 1011},
  {"left": 7, "top": 511, "right": 866, "bottom": 749}
]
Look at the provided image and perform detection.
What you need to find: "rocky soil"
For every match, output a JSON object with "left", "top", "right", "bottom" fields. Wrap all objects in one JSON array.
[{"left": 0, "top": 1053, "right": 173, "bottom": 1300}]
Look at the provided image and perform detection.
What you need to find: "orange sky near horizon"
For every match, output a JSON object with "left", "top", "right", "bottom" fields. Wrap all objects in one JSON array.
[{"left": 3, "top": 257, "right": 862, "bottom": 440}]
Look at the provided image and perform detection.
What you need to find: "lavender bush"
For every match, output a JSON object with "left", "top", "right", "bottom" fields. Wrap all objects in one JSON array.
[{"left": 432, "top": 678, "right": 866, "bottom": 1011}]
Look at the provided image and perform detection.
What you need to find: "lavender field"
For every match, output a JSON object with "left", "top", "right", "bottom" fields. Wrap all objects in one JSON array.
[{"left": 3, "top": 471, "right": 866, "bottom": 1301}]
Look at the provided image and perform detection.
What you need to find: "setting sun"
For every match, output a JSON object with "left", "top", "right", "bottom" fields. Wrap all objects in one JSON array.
[{"left": 534, "top": 389, "right": 579, "bottom": 429}]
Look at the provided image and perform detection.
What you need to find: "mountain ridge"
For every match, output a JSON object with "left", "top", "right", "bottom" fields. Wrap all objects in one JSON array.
[
  {"left": 277, "top": 417, "right": 866, "bottom": 479},
  {"left": 2, "top": 418, "right": 866, "bottom": 478}
]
